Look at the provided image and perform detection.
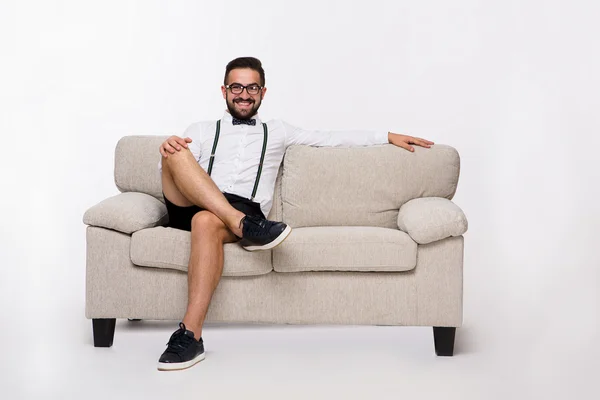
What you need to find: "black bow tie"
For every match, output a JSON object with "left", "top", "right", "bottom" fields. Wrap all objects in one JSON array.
[{"left": 232, "top": 117, "right": 256, "bottom": 126}]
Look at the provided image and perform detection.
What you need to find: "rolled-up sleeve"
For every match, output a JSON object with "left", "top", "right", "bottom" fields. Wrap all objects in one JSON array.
[{"left": 282, "top": 121, "right": 388, "bottom": 148}]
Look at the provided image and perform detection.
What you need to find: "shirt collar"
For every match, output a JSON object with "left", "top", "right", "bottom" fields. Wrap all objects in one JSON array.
[{"left": 223, "top": 110, "right": 261, "bottom": 125}]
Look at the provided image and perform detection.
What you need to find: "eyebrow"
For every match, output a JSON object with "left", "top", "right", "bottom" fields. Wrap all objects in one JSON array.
[{"left": 229, "top": 82, "right": 260, "bottom": 86}]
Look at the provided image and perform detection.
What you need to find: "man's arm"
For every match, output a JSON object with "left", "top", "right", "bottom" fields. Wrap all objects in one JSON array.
[{"left": 282, "top": 121, "right": 434, "bottom": 151}]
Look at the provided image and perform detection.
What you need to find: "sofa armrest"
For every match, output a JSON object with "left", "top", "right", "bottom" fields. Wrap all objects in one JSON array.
[
  {"left": 397, "top": 197, "right": 468, "bottom": 244},
  {"left": 83, "top": 192, "right": 168, "bottom": 234}
]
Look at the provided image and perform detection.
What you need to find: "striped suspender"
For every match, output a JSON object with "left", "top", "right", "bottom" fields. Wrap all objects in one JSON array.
[{"left": 207, "top": 120, "right": 268, "bottom": 201}]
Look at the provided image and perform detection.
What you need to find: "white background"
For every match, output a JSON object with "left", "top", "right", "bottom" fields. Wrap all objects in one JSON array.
[{"left": 1, "top": 0, "right": 598, "bottom": 399}]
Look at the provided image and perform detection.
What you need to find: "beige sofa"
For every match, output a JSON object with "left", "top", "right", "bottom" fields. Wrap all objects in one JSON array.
[{"left": 83, "top": 136, "right": 468, "bottom": 356}]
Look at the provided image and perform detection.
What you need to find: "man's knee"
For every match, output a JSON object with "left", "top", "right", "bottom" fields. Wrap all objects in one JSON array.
[
  {"left": 191, "top": 211, "right": 238, "bottom": 242},
  {"left": 191, "top": 211, "right": 232, "bottom": 240},
  {"left": 191, "top": 211, "right": 223, "bottom": 230}
]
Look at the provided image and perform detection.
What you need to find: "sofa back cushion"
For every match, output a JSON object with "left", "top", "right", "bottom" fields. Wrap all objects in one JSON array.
[
  {"left": 281, "top": 144, "right": 460, "bottom": 228},
  {"left": 115, "top": 135, "right": 168, "bottom": 202}
]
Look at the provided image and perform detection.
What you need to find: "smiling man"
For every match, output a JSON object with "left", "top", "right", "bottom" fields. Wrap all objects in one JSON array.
[{"left": 155, "top": 57, "right": 434, "bottom": 371}]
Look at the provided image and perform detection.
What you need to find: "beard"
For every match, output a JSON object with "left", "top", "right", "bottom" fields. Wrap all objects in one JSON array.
[{"left": 226, "top": 95, "right": 262, "bottom": 120}]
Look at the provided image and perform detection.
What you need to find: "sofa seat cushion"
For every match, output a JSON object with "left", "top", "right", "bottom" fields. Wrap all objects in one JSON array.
[
  {"left": 273, "top": 226, "right": 417, "bottom": 273},
  {"left": 130, "top": 227, "right": 272, "bottom": 276}
]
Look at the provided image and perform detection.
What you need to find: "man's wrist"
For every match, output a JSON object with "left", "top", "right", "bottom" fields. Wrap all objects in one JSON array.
[{"left": 388, "top": 132, "right": 392, "bottom": 143}]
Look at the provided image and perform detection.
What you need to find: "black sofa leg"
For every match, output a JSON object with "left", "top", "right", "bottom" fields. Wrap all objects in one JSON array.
[
  {"left": 93, "top": 318, "right": 116, "bottom": 347},
  {"left": 433, "top": 327, "right": 456, "bottom": 356}
]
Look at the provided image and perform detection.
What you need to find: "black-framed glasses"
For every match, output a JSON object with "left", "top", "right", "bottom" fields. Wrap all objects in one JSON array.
[{"left": 226, "top": 83, "right": 263, "bottom": 95}]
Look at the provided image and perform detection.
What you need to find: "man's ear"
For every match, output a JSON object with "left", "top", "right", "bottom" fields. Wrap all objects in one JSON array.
[
  {"left": 261, "top": 87, "right": 267, "bottom": 99},
  {"left": 221, "top": 85, "right": 227, "bottom": 99}
]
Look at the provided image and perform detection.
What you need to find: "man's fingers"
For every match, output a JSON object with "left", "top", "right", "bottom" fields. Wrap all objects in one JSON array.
[
  {"left": 161, "top": 136, "right": 191, "bottom": 157},
  {"left": 168, "top": 139, "right": 182, "bottom": 151},
  {"left": 417, "top": 137, "right": 435, "bottom": 145},
  {"left": 162, "top": 142, "right": 177, "bottom": 154},
  {"left": 412, "top": 137, "right": 433, "bottom": 147},
  {"left": 160, "top": 145, "right": 173, "bottom": 157},
  {"left": 400, "top": 142, "right": 414, "bottom": 152},
  {"left": 176, "top": 138, "right": 189, "bottom": 148}
]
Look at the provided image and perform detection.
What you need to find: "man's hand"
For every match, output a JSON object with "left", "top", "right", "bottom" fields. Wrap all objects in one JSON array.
[
  {"left": 388, "top": 132, "right": 434, "bottom": 152},
  {"left": 160, "top": 136, "right": 193, "bottom": 158}
]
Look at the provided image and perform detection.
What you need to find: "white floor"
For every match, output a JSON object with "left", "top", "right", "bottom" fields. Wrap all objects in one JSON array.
[{"left": 5, "top": 279, "right": 599, "bottom": 400}]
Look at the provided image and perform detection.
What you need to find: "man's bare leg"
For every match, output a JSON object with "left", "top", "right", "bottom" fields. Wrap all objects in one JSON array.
[
  {"left": 161, "top": 150, "right": 245, "bottom": 237},
  {"left": 181, "top": 211, "right": 239, "bottom": 339}
]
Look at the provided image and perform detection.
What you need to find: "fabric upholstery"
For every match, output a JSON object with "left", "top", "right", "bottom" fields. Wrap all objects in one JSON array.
[
  {"left": 266, "top": 164, "right": 283, "bottom": 222},
  {"left": 115, "top": 135, "right": 168, "bottom": 201},
  {"left": 82, "top": 192, "right": 168, "bottom": 234},
  {"left": 130, "top": 227, "right": 272, "bottom": 276},
  {"left": 281, "top": 144, "right": 460, "bottom": 228},
  {"left": 273, "top": 226, "right": 417, "bottom": 272},
  {"left": 86, "top": 226, "right": 463, "bottom": 327},
  {"left": 397, "top": 197, "right": 468, "bottom": 244}
]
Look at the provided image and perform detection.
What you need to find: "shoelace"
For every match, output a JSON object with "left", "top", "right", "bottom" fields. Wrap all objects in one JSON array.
[
  {"left": 165, "top": 323, "right": 193, "bottom": 354},
  {"left": 244, "top": 215, "right": 274, "bottom": 238}
]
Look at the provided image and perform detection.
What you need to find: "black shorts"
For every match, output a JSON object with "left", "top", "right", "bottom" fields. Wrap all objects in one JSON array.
[{"left": 162, "top": 192, "right": 265, "bottom": 232}]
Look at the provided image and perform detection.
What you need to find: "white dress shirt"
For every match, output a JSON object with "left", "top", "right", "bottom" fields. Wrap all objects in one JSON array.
[{"left": 158, "top": 111, "right": 389, "bottom": 218}]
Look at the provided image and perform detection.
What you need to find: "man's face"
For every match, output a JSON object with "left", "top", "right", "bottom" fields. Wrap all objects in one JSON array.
[{"left": 221, "top": 68, "right": 267, "bottom": 120}]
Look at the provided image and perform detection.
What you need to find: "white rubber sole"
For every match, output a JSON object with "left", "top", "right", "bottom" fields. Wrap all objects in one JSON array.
[
  {"left": 157, "top": 352, "right": 205, "bottom": 371},
  {"left": 242, "top": 225, "right": 292, "bottom": 251}
]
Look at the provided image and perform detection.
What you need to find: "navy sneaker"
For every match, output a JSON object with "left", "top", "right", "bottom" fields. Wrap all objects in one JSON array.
[
  {"left": 157, "top": 322, "right": 205, "bottom": 371},
  {"left": 239, "top": 214, "right": 292, "bottom": 251}
]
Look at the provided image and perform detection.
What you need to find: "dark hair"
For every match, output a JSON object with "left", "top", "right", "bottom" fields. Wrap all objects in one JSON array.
[{"left": 224, "top": 57, "right": 265, "bottom": 87}]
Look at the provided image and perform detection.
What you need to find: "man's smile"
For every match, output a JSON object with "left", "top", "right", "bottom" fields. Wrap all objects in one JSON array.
[{"left": 235, "top": 99, "right": 254, "bottom": 108}]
